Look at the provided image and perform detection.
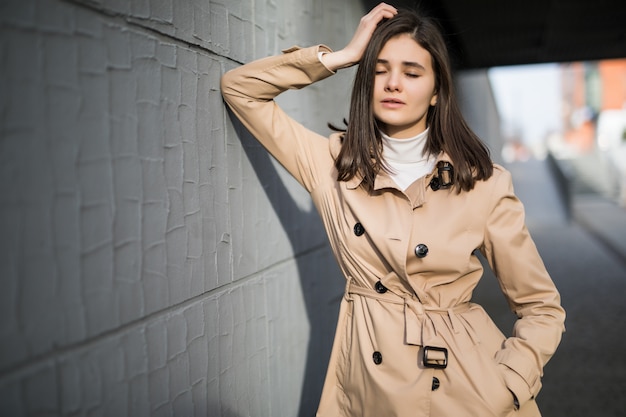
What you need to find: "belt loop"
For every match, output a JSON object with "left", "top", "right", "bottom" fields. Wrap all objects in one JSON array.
[
  {"left": 404, "top": 300, "right": 423, "bottom": 346},
  {"left": 344, "top": 278, "right": 353, "bottom": 301}
]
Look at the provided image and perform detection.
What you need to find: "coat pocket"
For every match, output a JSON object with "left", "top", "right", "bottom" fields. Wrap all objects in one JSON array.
[
  {"left": 473, "top": 340, "right": 517, "bottom": 415},
  {"left": 452, "top": 305, "right": 517, "bottom": 416}
]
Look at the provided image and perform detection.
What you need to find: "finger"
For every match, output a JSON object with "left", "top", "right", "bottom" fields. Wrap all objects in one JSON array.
[
  {"left": 370, "top": 2, "right": 398, "bottom": 18},
  {"left": 361, "top": 3, "right": 397, "bottom": 27}
]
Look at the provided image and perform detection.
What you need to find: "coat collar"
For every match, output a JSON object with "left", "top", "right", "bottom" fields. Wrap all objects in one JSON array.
[{"left": 329, "top": 133, "right": 454, "bottom": 200}]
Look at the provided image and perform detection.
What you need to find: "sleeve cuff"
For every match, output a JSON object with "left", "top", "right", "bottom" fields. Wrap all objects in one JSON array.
[
  {"left": 317, "top": 45, "right": 334, "bottom": 73},
  {"left": 499, "top": 364, "right": 539, "bottom": 408},
  {"left": 281, "top": 44, "right": 336, "bottom": 74}
]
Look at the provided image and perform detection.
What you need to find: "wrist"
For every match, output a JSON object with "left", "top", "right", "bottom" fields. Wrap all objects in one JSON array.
[{"left": 320, "top": 49, "right": 358, "bottom": 71}]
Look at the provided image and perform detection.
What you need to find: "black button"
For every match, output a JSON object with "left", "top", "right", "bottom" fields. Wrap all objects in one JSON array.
[
  {"left": 431, "top": 377, "right": 440, "bottom": 391},
  {"left": 415, "top": 243, "right": 429, "bottom": 258},
  {"left": 429, "top": 177, "right": 441, "bottom": 191},
  {"left": 374, "top": 281, "right": 388, "bottom": 294},
  {"left": 372, "top": 351, "right": 383, "bottom": 365},
  {"left": 353, "top": 222, "right": 365, "bottom": 236}
]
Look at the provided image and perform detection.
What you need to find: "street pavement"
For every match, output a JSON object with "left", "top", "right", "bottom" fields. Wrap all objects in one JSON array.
[{"left": 473, "top": 157, "right": 626, "bottom": 417}]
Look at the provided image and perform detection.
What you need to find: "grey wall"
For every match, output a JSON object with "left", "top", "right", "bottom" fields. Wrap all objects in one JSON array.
[
  {"left": 456, "top": 69, "right": 504, "bottom": 164},
  {"left": 0, "top": 0, "right": 363, "bottom": 416},
  {"left": 0, "top": 1, "right": 503, "bottom": 415}
]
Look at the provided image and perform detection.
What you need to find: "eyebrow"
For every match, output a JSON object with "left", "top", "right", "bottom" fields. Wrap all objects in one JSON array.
[{"left": 376, "top": 59, "right": 425, "bottom": 71}]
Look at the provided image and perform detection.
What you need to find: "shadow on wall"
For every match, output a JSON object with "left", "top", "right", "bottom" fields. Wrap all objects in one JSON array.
[{"left": 227, "top": 111, "right": 344, "bottom": 416}]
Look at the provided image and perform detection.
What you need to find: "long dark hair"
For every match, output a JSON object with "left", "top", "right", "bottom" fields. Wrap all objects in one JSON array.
[{"left": 334, "top": 9, "right": 493, "bottom": 193}]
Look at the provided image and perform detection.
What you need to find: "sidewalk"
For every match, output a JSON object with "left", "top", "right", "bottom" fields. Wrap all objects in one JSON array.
[
  {"left": 507, "top": 157, "right": 626, "bottom": 264},
  {"left": 573, "top": 196, "right": 626, "bottom": 266}
]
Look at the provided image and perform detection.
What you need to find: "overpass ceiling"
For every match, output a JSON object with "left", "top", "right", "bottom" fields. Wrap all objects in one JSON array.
[{"left": 364, "top": 0, "right": 626, "bottom": 69}]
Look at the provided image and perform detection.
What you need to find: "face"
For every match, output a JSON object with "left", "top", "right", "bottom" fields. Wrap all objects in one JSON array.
[{"left": 373, "top": 34, "right": 438, "bottom": 139}]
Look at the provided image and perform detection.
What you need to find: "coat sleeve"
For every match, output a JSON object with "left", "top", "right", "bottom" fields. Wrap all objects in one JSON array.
[
  {"left": 480, "top": 167, "right": 566, "bottom": 408},
  {"left": 220, "top": 45, "right": 336, "bottom": 192}
]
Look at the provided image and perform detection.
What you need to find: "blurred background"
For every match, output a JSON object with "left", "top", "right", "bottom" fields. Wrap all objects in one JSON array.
[
  {"left": 1, "top": 0, "right": 625, "bottom": 416},
  {"left": 490, "top": 61, "right": 626, "bottom": 206}
]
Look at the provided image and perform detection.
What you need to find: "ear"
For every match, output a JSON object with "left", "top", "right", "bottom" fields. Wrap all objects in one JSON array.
[{"left": 430, "top": 92, "right": 438, "bottom": 106}]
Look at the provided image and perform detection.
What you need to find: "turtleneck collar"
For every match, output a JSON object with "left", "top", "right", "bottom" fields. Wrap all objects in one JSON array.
[
  {"left": 381, "top": 128, "right": 430, "bottom": 163},
  {"left": 379, "top": 128, "right": 437, "bottom": 191}
]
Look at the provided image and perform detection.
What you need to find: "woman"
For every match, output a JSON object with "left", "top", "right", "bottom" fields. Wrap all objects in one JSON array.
[{"left": 221, "top": 3, "right": 565, "bottom": 416}]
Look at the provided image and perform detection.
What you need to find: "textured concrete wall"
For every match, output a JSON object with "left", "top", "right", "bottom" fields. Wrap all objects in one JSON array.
[{"left": 0, "top": 0, "right": 362, "bottom": 415}]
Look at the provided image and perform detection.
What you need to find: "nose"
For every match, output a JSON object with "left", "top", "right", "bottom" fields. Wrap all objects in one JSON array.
[{"left": 384, "top": 71, "right": 401, "bottom": 92}]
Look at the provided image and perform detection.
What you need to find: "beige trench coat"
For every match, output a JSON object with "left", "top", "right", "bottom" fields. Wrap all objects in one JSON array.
[{"left": 221, "top": 45, "right": 566, "bottom": 417}]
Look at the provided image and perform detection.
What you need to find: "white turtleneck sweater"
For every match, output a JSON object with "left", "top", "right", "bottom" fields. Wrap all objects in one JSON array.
[{"left": 381, "top": 128, "right": 437, "bottom": 191}]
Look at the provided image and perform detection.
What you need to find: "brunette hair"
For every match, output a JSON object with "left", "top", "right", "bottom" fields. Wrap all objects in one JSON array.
[{"left": 335, "top": 9, "right": 493, "bottom": 192}]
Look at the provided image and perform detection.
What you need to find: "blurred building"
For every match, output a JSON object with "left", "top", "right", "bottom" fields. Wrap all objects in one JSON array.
[
  {"left": 561, "top": 59, "right": 626, "bottom": 152},
  {"left": 559, "top": 58, "right": 626, "bottom": 204}
]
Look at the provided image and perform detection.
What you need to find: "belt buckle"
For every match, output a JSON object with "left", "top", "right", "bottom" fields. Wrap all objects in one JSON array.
[{"left": 423, "top": 346, "right": 448, "bottom": 369}]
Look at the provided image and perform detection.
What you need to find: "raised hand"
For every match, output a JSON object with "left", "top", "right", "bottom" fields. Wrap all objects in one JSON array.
[{"left": 321, "top": 2, "right": 398, "bottom": 71}]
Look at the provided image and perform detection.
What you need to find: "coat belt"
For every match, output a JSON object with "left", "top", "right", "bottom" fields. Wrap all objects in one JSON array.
[{"left": 345, "top": 278, "right": 475, "bottom": 348}]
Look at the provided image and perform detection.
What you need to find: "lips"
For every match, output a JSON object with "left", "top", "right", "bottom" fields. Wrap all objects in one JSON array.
[
  {"left": 380, "top": 97, "right": 405, "bottom": 109},
  {"left": 381, "top": 98, "right": 405, "bottom": 104}
]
